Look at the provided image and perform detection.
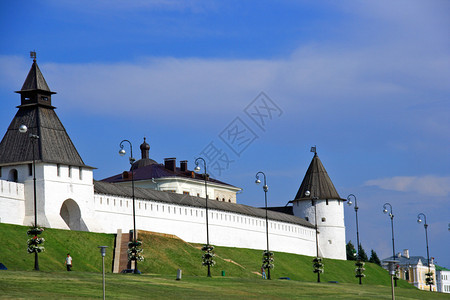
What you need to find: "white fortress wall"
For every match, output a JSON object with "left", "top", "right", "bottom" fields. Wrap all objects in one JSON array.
[
  {"left": 93, "top": 193, "right": 317, "bottom": 256},
  {"left": 0, "top": 179, "right": 25, "bottom": 225}
]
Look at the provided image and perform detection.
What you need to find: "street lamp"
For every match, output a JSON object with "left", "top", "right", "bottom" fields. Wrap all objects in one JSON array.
[
  {"left": 347, "top": 194, "right": 363, "bottom": 284},
  {"left": 417, "top": 213, "right": 433, "bottom": 291},
  {"left": 383, "top": 202, "right": 397, "bottom": 286},
  {"left": 98, "top": 246, "right": 108, "bottom": 300},
  {"left": 19, "top": 124, "right": 40, "bottom": 271},
  {"left": 255, "top": 171, "right": 272, "bottom": 280},
  {"left": 118, "top": 140, "right": 138, "bottom": 274},
  {"left": 306, "top": 190, "right": 323, "bottom": 283},
  {"left": 385, "top": 259, "right": 399, "bottom": 300},
  {"left": 194, "top": 157, "right": 212, "bottom": 277}
]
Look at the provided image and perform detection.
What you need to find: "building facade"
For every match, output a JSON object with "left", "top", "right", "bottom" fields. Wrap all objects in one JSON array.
[
  {"left": 436, "top": 266, "right": 450, "bottom": 293},
  {"left": 382, "top": 249, "right": 437, "bottom": 292}
]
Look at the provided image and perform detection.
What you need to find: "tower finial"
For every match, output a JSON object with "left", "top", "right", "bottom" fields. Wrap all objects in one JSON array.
[
  {"left": 30, "top": 50, "right": 36, "bottom": 62},
  {"left": 310, "top": 145, "right": 317, "bottom": 156}
]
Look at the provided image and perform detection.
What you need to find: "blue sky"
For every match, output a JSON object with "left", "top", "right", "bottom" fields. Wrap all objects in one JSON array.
[{"left": 1, "top": 1, "right": 449, "bottom": 269}]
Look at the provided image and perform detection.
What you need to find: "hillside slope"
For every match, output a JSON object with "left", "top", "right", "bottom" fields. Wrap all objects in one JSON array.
[{"left": 0, "top": 223, "right": 411, "bottom": 288}]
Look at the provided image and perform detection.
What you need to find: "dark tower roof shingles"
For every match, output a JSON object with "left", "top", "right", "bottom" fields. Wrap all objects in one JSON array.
[
  {"left": 0, "top": 60, "right": 90, "bottom": 168},
  {"left": 20, "top": 60, "right": 53, "bottom": 93},
  {"left": 294, "top": 153, "right": 345, "bottom": 201}
]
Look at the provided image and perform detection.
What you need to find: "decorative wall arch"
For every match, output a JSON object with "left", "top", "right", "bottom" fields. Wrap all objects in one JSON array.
[
  {"left": 60, "top": 199, "right": 88, "bottom": 231},
  {"left": 8, "top": 169, "right": 18, "bottom": 182}
]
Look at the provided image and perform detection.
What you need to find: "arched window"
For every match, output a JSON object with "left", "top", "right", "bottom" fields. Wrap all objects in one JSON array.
[{"left": 8, "top": 169, "right": 18, "bottom": 182}]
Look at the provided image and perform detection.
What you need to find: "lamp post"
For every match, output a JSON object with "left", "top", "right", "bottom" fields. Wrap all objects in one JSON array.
[
  {"left": 417, "top": 213, "right": 432, "bottom": 291},
  {"left": 305, "top": 190, "right": 322, "bottom": 283},
  {"left": 255, "top": 171, "right": 271, "bottom": 280},
  {"left": 347, "top": 194, "right": 363, "bottom": 284},
  {"left": 98, "top": 246, "right": 108, "bottom": 300},
  {"left": 383, "top": 202, "right": 397, "bottom": 287},
  {"left": 194, "top": 157, "right": 211, "bottom": 277},
  {"left": 118, "top": 140, "right": 138, "bottom": 274},
  {"left": 19, "top": 124, "right": 40, "bottom": 271},
  {"left": 386, "top": 259, "right": 399, "bottom": 300}
]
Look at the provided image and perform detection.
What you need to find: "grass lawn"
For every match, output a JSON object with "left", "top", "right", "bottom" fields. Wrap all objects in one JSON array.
[
  {"left": 1, "top": 223, "right": 447, "bottom": 299},
  {"left": 0, "top": 270, "right": 448, "bottom": 299}
]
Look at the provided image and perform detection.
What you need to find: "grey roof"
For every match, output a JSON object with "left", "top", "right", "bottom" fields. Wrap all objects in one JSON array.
[
  {"left": 19, "top": 60, "right": 53, "bottom": 93},
  {"left": 381, "top": 255, "right": 432, "bottom": 266},
  {"left": 0, "top": 61, "right": 90, "bottom": 168},
  {"left": 294, "top": 153, "right": 345, "bottom": 201},
  {"left": 102, "top": 162, "right": 237, "bottom": 188},
  {"left": 94, "top": 181, "right": 314, "bottom": 228}
]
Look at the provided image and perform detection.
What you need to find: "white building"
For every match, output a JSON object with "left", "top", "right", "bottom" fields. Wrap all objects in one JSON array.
[
  {"left": 0, "top": 58, "right": 347, "bottom": 261},
  {"left": 436, "top": 266, "right": 450, "bottom": 293},
  {"left": 101, "top": 140, "right": 241, "bottom": 203}
]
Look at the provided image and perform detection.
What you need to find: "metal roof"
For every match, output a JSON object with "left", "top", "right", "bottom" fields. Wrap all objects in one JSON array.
[
  {"left": 0, "top": 61, "right": 90, "bottom": 168},
  {"left": 294, "top": 153, "right": 345, "bottom": 201},
  {"left": 19, "top": 60, "right": 54, "bottom": 93},
  {"left": 381, "top": 255, "right": 433, "bottom": 266},
  {"left": 101, "top": 162, "right": 237, "bottom": 188},
  {"left": 94, "top": 181, "right": 314, "bottom": 228}
]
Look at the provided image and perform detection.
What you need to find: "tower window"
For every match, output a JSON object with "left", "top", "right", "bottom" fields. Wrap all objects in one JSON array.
[
  {"left": 41, "top": 96, "right": 48, "bottom": 101},
  {"left": 57, "top": 164, "right": 61, "bottom": 176},
  {"left": 326, "top": 199, "right": 329, "bottom": 205},
  {"left": 305, "top": 217, "right": 309, "bottom": 222},
  {"left": 68, "top": 166, "right": 72, "bottom": 178},
  {"left": 28, "top": 164, "right": 33, "bottom": 176},
  {"left": 322, "top": 217, "right": 326, "bottom": 222},
  {"left": 25, "top": 97, "right": 31, "bottom": 101},
  {"left": 9, "top": 169, "right": 18, "bottom": 182},
  {"left": 79, "top": 167, "right": 83, "bottom": 180}
]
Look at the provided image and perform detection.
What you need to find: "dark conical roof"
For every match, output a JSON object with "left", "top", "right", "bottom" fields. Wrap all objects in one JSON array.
[
  {"left": 19, "top": 60, "right": 54, "bottom": 93},
  {"left": 0, "top": 59, "right": 90, "bottom": 168},
  {"left": 294, "top": 153, "right": 345, "bottom": 201}
]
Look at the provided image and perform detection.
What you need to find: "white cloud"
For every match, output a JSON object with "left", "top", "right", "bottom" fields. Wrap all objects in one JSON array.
[{"left": 364, "top": 175, "right": 450, "bottom": 196}]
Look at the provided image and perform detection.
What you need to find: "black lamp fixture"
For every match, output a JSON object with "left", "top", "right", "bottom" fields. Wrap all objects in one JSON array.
[
  {"left": 194, "top": 157, "right": 212, "bottom": 277},
  {"left": 19, "top": 124, "right": 40, "bottom": 271},
  {"left": 255, "top": 171, "right": 272, "bottom": 280},
  {"left": 383, "top": 202, "right": 397, "bottom": 287},
  {"left": 118, "top": 140, "right": 139, "bottom": 274},
  {"left": 417, "top": 213, "right": 433, "bottom": 291},
  {"left": 347, "top": 194, "right": 364, "bottom": 284}
]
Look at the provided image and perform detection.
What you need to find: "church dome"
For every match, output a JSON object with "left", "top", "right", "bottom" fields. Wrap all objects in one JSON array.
[{"left": 131, "top": 137, "right": 157, "bottom": 170}]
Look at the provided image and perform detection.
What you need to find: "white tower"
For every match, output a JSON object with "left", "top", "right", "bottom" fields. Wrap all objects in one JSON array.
[
  {"left": 291, "top": 149, "right": 346, "bottom": 260},
  {"left": 0, "top": 56, "right": 101, "bottom": 232}
]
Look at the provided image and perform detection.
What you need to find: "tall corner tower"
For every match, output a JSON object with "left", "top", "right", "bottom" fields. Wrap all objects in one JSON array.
[
  {"left": 291, "top": 150, "right": 346, "bottom": 260},
  {"left": 0, "top": 56, "right": 99, "bottom": 232}
]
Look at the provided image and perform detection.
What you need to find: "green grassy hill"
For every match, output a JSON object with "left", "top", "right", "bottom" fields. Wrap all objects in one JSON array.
[
  {"left": 0, "top": 223, "right": 115, "bottom": 272},
  {"left": 0, "top": 223, "right": 410, "bottom": 288},
  {"left": 3, "top": 223, "right": 448, "bottom": 299}
]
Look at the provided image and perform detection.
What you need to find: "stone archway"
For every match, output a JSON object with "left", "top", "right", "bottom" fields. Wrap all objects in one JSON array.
[{"left": 60, "top": 199, "right": 88, "bottom": 231}]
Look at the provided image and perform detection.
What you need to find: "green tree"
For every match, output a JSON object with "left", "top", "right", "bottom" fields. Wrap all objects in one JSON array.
[
  {"left": 369, "top": 249, "right": 381, "bottom": 266},
  {"left": 358, "top": 244, "right": 368, "bottom": 262},
  {"left": 346, "top": 241, "right": 357, "bottom": 261}
]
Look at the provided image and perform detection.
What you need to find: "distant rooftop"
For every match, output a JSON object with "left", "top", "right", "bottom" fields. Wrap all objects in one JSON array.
[{"left": 102, "top": 138, "right": 238, "bottom": 189}]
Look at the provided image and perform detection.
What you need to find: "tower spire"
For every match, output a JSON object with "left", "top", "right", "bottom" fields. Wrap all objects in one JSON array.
[
  {"left": 294, "top": 148, "right": 344, "bottom": 201},
  {"left": 30, "top": 50, "right": 36, "bottom": 62}
]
